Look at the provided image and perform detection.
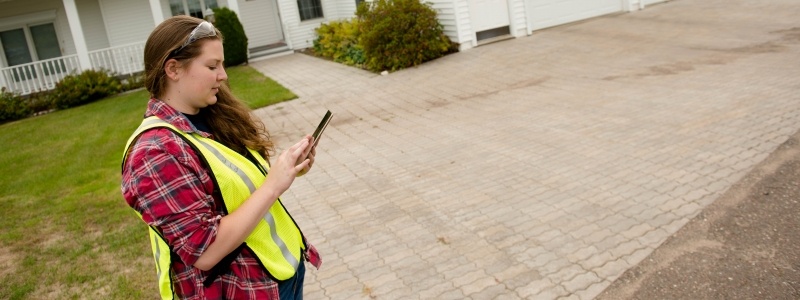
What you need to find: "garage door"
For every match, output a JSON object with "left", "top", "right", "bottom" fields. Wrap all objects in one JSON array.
[
  {"left": 469, "top": 0, "right": 511, "bottom": 36},
  {"left": 527, "top": 0, "right": 622, "bottom": 31}
]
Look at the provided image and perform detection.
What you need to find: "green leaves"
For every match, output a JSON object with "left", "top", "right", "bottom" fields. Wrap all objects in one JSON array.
[
  {"left": 213, "top": 7, "right": 249, "bottom": 67},
  {"left": 313, "top": 19, "right": 366, "bottom": 66},
  {"left": 356, "top": 0, "right": 455, "bottom": 72},
  {"left": 51, "top": 69, "right": 122, "bottom": 110},
  {"left": 314, "top": 0, "right": 457, "bottom": 73}
]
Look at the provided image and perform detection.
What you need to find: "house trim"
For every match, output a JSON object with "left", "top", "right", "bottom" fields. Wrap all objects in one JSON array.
[
  {"left": 0, "top": 10, "right": 57, "bottom": 29},
  {"left": 149, "top": 0, "right": 165, "bottom": 25},
  {"left": 63, "top": 0, "right": 91, "bottom": 71},
  {"left": 227, "top": 0, "right": 240, "bottom": 16}
]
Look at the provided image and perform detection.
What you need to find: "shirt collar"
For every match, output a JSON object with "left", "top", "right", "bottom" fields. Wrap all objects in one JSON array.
[{"left": 145, "top": 98, "right": 212, "bottom": 138}]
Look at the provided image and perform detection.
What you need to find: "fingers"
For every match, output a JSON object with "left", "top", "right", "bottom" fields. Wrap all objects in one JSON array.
[
  {"left": 295, "top": 156, "right": 311, "bottom": 172},
  {"left": 286, "top": 135, "right": 319, "bottom": 178},
  {"left": 289, "top": 138, "right": 310, "bottom": 159}
]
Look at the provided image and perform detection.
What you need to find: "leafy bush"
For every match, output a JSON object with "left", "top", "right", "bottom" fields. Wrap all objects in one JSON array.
[
  {"left": 213, "top": 7, "right": 248, "bottom": 67},
  {"left": 0, "top": 88, "right": 31, "bottom": 123},
  {"left": 356, "top": 0, "right": 455, "bottom": 72},
  {"left": 313, "top": 19, "right": 366, "bottom": 66},
  {"left": 121, "top": 72, "right": 145, "bottom": 92},
  {"left": 51, "top": 69, "right": 121, "bottom": 109},
  {"left": 26, "top": 91, "right": 54, "bottom": 114}
]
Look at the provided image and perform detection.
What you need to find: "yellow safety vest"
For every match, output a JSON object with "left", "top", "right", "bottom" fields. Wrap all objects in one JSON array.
[{"left": 123, "top": 116, "right": 306, "bottom": 299}]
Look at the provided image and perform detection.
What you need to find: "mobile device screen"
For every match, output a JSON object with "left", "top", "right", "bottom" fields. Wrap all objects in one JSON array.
[{"left": 311, "top": 110, "right": 332, "bottom": 150}]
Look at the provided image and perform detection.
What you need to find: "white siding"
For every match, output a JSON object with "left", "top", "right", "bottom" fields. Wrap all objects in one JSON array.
[
  {"left": 277, "top": 0, "right": 328, "bottom": 49},
  {"left": 508, "top": 0, "right": 526, "bottom": 37},
  {"left": 273, "top": 0, "right": 479, "bottom": 50},
  {"left": 321, "top": 0, "right": 337, "bottom": 21},
  {"left": 99, "top": 0, "right": 154, "bottom": 46},
  {"left": 424, "top": 0, "right": 457, "bottom": 42},
  {"left": 76, "top": 0, "right": 110, "bottom": 50},
  {"left": 454, "top": 0, "right": 473, "bottom": 48},
  {"left": 527, "top": 0, "right": 621, "bottom": 31},
  {"left": 239, "top": 0, "right": 283, "bottom": 47},
  {"left": 420, "top": 0, "right": 475, "bottom": 49},
  {"left": 321, "top": 0, "right": 356, "bottom": 20}
]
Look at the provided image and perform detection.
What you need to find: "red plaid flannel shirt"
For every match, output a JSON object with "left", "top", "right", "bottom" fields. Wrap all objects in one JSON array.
[{"left": 122, "top": 99, "right": 315, "bottom": 299}]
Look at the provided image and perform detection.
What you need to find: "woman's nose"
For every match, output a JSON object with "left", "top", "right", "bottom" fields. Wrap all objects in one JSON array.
[{"left": 218, "top": 68, "right": 228, "bottom": 81}]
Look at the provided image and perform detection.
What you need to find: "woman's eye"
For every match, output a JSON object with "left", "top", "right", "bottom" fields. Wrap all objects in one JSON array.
[{"left": 209, "top": 66, "right": 217, "bottom": 70}]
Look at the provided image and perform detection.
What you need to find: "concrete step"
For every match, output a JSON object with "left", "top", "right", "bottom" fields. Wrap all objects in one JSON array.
[{"left": 249, "top": 44, "right": 294, "bottom": 62}]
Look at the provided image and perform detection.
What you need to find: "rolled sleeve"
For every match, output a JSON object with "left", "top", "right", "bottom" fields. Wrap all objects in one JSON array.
[
  {"left": 122, "top": 128, "right": 221, "bottom": 267},
  {"left": 169, "top": 211, "right": 222, "bottom": 266}
]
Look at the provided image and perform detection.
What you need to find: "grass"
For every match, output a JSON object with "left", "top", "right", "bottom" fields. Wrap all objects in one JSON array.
[
  {"left": 0, "top": 65, "right": 296, "bottom": 299},
  {"left": 227, "top": 65, "right": 296, "bottom": 108}
]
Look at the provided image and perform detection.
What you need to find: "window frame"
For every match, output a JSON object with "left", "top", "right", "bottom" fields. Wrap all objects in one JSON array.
[
  {"left": 169, "top": 0, "right": 219, "bottom": 19},
  {"left": 0, "top": 20, "right": 62, "bottom": 67},
  {"left": 297, "top": 0, "right": 324, "bottom": 21}
]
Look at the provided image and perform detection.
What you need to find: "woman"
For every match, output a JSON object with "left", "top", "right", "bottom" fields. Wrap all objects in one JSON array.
[{"left": 121, "top": 16, "right": 320, "bottom": 299}]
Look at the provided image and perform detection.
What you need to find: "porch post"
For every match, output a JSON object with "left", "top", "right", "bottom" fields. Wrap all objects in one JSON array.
[
  {"left": 0, "top": 70, "right": 6, "bottom": 92},
  {"left": 62, "top": 0, "right": 91, "bottom": 71},
  {"left": 149, "top": 0, "right": 165, "bottom": 26},
  {"left": 226, "top": 0, "right": 241, "bottom": 16}
]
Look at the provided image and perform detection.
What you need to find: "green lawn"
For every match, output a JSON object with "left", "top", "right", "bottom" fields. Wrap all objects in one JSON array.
[{"left": 0, "top": 65, "right": 296, "bottom": 299}]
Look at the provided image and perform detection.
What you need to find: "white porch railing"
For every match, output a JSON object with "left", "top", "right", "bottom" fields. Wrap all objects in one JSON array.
[
  {"left": 0, "top": 42, "right": 145, "bottom": 95},
  {"left": 88, "top": 42, "right": 145, "bottom": 77},
  {"left": 0, "top": 55, "right": 81, "bottom": 95}
]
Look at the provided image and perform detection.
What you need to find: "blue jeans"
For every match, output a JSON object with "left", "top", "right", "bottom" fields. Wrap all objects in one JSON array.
[{"left": 278, "top": 260, "right": 306, "bottom": 300}]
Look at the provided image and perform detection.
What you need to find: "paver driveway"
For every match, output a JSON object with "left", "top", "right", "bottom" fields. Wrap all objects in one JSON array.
[{"left": 249, "top": 0, "right": 800, "bottom": 298}]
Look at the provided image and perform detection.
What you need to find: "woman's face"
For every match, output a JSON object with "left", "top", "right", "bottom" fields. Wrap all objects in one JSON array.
[{"left": 170, "top": 39, "right": 227, "bottom": 114}]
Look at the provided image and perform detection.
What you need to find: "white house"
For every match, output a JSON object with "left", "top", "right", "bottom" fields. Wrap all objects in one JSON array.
[{"left": 0, "top": 0, "right": 667, "bottom": 95}]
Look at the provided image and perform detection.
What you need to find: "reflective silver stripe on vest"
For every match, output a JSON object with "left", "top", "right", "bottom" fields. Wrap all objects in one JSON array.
[
  {"left": 140, "top": 117, "right": 167, "bottom": 130},
  {"left": 153, "top": 231, "right": 163, "bottom": 282},
  {"left": 187, "top": 135, "right": 300, "bottom": 270},
  {"left": 188, "top": 136, "right": 257, "bottom": 192},
  {"left": 140, "top": 118, "right": 300, "bottom": 271}
]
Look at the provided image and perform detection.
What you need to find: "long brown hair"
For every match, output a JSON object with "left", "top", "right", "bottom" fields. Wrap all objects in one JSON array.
[{"left": 143, "top": 15, "right": 274, "bottom": 159}]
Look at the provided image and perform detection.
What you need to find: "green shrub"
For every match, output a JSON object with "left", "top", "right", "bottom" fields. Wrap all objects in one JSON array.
[
  {"left": 121, "top": 72, "right": 145, "bottom": 92},
  {"left": 213, "top": 7, "right": 248, "bottom": 67},
  {"left": 0, "top": 88, "right": 31, "bottom": 123},
  {"left": 26, "top": 91, "right": 54, "bottom": 114},
  {"left": 356, "top": 0, "right": 455, "bottom": 72},
  {"left": 51, "top": 69, "right": 121, "bottom": 109},
  {"left": 313, "top": 19, "right": 366, "bottom": 66}
]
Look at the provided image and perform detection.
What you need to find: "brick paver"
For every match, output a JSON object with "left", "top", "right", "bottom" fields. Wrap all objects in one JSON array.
[{"left": 248, "top": 0, "right": 800, "bottom": 298}]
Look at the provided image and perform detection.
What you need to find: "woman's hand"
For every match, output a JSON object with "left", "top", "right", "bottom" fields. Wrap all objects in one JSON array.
[
  {"left": 298, "top": 135, "right": 317, "bottom": 177},
  {"left": 196, "top": 136, "right": 313, "bottom": 271},
  {"left": 263, "top": 136, "right": 312, "bottom": 194}
]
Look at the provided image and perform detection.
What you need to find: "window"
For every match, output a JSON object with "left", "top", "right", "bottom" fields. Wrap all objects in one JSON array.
[
  {"left": 0, "top": 28, "right": 32, "bottom": 67},
  {"left": 355, "top": 0, "right": 365, "bottom": 8},
  {"left": 0, "top": 22, "right": 64, "bottom": 79},
  {"left": 297, "top": 0, "right": 323, "bottom": 21},
  {"left": 170, "top": 0, "right": 219, "bottom": 19},
  {"left": 29, "top": 24, "right": 61, "bottom": 61}
]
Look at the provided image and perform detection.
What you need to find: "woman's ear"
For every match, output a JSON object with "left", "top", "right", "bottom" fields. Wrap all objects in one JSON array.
[{"left": 164, "top": 58, "right": 182, "bottom": 81}]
